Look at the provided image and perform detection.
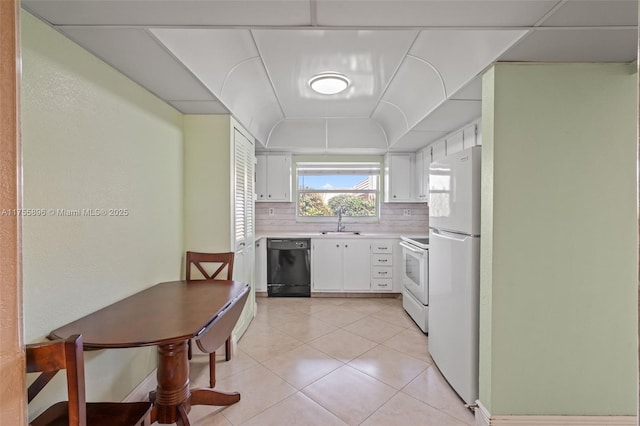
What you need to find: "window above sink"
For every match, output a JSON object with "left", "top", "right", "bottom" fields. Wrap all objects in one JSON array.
[{"left": 296, "top": 160, "right": 381, "bottom": 223}]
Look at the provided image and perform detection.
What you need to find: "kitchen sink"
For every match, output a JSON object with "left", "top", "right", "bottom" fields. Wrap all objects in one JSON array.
[{"left": 320, "top": 231, "right": 361, "bottom": 235}]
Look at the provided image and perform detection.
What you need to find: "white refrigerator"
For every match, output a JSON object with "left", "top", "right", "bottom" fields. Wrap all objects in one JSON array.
[{"left": 428, "top": 146, "right": 481, "bottom": 405}]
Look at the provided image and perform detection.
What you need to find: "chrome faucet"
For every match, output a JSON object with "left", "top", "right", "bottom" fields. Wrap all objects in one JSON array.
[{"left": 337, "top": 207, "right": 346, "bottom": 232}]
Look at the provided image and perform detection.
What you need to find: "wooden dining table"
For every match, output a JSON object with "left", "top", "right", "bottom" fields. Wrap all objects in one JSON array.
[{"left": 49, "top": 279, "right": 250, "bottom": 426}]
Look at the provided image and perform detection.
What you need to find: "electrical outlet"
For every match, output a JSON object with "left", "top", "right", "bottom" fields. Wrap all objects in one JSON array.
[
  {"left": 403, "top": 209, "right": 411, "bottom": 216},
  {"left": 268, "top": 208, "right": 275, "bottom": 216}
]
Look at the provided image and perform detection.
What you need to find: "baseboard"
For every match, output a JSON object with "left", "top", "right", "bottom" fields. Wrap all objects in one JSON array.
[
  {"left": 122, "top": 369, "right": 157, "bottom": 402},
  {"left": 474, "top": 401, "right": 637, "bottom": 426}
]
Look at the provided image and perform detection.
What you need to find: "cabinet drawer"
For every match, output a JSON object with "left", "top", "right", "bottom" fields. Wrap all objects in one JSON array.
[
  {"left": 371, "top": 254, "right": 392, "bottom": 266},
  {"left": 371, "top": 243, "right": 393, "bottom": 254},
  {"left": 372, "top": 266, "right": 392, "bottom": 279},
  {"left": 371, "top": 279, "right": 393, "bottom": 291}
]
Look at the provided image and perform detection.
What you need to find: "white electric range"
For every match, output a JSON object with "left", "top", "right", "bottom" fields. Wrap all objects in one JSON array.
[{"left": 399, "top": 236, "right": 429, "bottom": 333}]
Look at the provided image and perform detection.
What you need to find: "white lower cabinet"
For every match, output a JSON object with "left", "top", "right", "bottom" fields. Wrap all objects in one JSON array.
[
  {"left": 312, "top": 238, "right": 397, "bottom": 292},
  {"left": 312, "top": 239, "right": 344, "bottom": 291},
  {"left": 255, "top": 238, "right": 267, "bottom": 292},
  {"left": 371, "top": 240, "right": 394, "bottom": 291},
  {"left": 343, "top": 240, "right": 373, "bottom": 291}
]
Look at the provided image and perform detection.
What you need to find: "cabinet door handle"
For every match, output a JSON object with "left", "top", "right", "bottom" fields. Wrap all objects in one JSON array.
[
  {"left": 345, "top": 244, "right": 348, "bottom": 248},
  {"left": 379, "top": 271, "right": 388, "bottom": 275},
  {"left": 378, "top": 259, "right": 387, "bottom": 263}
]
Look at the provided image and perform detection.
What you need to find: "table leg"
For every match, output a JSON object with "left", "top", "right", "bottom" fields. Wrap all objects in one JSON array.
[
  {"left": 153, "top": 340, "right": 241, "bottom": 424},
  {"left": 190, "top": 388, "right": 240, "bottom": 406},
  {"left": 154, "top": 341, "right": 191, "bottom": 424}
]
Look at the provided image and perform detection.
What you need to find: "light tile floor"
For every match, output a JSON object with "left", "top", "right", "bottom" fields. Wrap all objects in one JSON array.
[{"left": 180, "top": 296, "right": 475, "bottom": 426}]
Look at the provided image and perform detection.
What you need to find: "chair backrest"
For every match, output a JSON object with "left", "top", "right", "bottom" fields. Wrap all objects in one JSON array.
[
  {"left": 186, "top": 251, "right": 235, "bottom": 281},
  {"left": 26, "top": 334, "right": 87, "bottom": 426}
]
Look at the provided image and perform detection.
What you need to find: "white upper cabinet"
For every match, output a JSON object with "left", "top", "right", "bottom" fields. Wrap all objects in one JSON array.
[
  {"left": 415, "top": 148, "right": 430, "bottom": 202},
  {"left": 255, "top": 154, "right": 292, "bottom": 202},
  {"left": 446, "top": 131, "right": 464, "bottom": 155},
  {"left": 463, "top": 123, "right": 480, "bottom": 148},
  {"left": 384, "top": 153, "right": 413, "bottom": 203},
  {"left": 426, "top": 120, "right": 481, "bottom": 165},
  {"left": 431, "top": 139, "right": 447, "bottom": 163}
]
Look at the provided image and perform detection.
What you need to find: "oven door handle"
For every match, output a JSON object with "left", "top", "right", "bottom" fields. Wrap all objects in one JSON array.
[{"left": 400, "top": 241, "right": 424, "bottom": 254}]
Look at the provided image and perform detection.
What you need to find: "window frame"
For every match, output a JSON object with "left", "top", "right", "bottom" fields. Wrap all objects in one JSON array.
[{"left": 295, "top": 161, "right": 382, "bottom": 223}]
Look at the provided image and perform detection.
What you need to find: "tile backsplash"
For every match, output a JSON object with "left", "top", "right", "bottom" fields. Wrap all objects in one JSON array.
[{"left": 256, "top": 202, "right": 429, "bottom": 235}]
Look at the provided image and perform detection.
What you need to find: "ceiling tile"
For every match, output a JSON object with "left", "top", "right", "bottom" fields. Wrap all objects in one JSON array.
[
  {"left": 24, "top": 0, "right": 311, "bottom": 26},
  {"left": 267, "top": 120, "right": 327, "bottom": 151},
  {"left": 169, "top": 101, "right": 229, "bottom": 114},
  {"left": 372, "top": 101, "right": 409, "bottom": 145},
  {"left": 252, "top": 29, "right": 417, "bottom": 118},
  {"left": 390, "top": 130, "right": 446, "bottom": 152},
  {"left": 151, "top": 29, "right": 258, "bottom": 96},
  {"left": 500, "top": 28, "right": 638, "bottom": 62},
  {"left": 327, "top": 119, "right": 388, "bottom": 152},
  {"left": 451, "top": 77, "right": 482, "bottom": 101},
  {"left": 413, "top": 100, "right": 481, "bottom": 132},
  {"left": 410, "top": 30, "right": 528, "bottom": 97},
  {"left": 221, "top": 58, "right": 283, "bottom": 143},
  {"left": 381, "top": 56, "right": 446, "bottom": 131},
  {"left": 316, "top": 0, "right": 558, "bottom": 27},
  {"left": 541, "top": 0, "right": 638, "bottom": 27},
  {"left": 59, "top": 27, "right": 216, "bottom": 102}
]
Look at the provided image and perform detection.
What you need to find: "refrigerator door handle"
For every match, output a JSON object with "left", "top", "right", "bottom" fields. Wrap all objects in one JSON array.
[{"left": 431, "top": 229, "right": 472, "bottom": 242}]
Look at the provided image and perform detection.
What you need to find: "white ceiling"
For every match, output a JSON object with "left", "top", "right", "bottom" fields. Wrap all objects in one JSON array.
[{"left": 23, "top": 0, "right": 638, "bottom": 153}]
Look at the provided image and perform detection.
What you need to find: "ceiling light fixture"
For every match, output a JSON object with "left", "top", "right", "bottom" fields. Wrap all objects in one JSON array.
[{"left": 309, "top": 72, "right": 350, "bottom": 95}]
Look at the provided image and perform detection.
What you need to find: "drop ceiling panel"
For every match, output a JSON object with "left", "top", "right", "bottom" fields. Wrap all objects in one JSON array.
[
  {"left": 221, "top": 58, "right": 283, "bottom": 143},
  {"left": 451, "top": 77, "right": 483, "bottom": 101},
  {"left": 327, "top": 119, "right": 388, "bottom": 151},
  {"left": 24, "top": 0, "right": 311, "bottom": 26},
  {"left": 59, "top": 27, "right": 216, "bottom": 102},
  {"left": 541, "top": 0, "right": 638, "bottom": 27},
  {"left": 169, "top": 101, "right": 229, "bottom": 114},
  {"left": 500, "top": 28, "right": 638, "bottom": 62},
  {"left": 151, "top": 29, "right": 258, "bottom": 96},
  {"left": 252, "top": 29, "right": 417, "bottom": 118},
  {"left": 316, "top": 0, "right": 558, "bottom": 27},
  {"left": 413, "top": 100, "right": 481, "bottom": 132},
  {"left": 381, "top": 56, "right": 446, "bottom": 131},
  {"left": 390, "top": 130, "right": 446, "bottom": 152},
  {"left": 372, "top": 101, "right": 409, "bottom": 145},
  {"left": 268, "top": 120, "right": 327, "bottom": 151},
  {"left": 410, "top": 30, "right": 528, "bottom": 97}
]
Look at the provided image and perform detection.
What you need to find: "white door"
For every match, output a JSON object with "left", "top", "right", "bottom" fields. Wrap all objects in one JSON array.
[
  {"left": 266, "top": 155, "right": 291, "bottom": 201},
  {"left": 255, "top": 155, "right": 267, "bottom": 201},
  {"left": 254, "top": 239, "right": 267, "bottom": 291},
  {"left": 387, "top": 154, "right": 412, "bottom": 202},
  {"left": 343, "top": 239, "right": 371, "bottom": 291},
  {"left": 428, "top": 228, "right": 480, "bottom": 404},
  {"left": 312, "top": 240, "right": 342, "bottom": 291},
  {"left": 429, "top": 146, "right": 481, "bottom": 235}
]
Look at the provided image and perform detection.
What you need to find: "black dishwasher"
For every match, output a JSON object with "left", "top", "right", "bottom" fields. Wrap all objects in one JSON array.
[{"left": 267, "top": 239, "right": 311, "bottom": 297}]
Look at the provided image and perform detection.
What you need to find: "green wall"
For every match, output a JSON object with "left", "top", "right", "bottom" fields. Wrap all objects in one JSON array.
[
  {"left": 21, "top": 11, "right": 184, "bottom": 413},
  {"left": 183, "top": 115, "right": 232, "bottom": 254},
  {"left": 480, "top": 63, "right": 637, "bottom": 415}
]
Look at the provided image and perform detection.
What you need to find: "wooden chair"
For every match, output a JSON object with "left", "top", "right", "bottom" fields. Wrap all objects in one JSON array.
[
  {"left": 185, "top": 251, "right": 235, "bottom": 387},
  {"left": 26, "top": 334, "right": 152, "bottom": 426}
]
